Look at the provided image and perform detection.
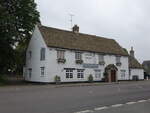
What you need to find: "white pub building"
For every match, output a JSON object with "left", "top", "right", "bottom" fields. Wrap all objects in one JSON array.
[{"left": 24, "top": 24, "right": 144, "bottom": 83}]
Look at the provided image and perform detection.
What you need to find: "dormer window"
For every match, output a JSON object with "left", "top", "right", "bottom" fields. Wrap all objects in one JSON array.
[{"left": 40, "top": 48, "right": 45, "bottom": 61}]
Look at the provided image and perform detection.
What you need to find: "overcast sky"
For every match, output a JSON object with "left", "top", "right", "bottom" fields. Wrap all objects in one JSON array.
[{"left": 35, "top": 0, "right": 150, "bottom": 63}]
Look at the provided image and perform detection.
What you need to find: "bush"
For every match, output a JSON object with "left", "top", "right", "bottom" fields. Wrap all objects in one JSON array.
[
  {"left": 103, "top": 72, "right": 108, "bottom": 82},
  {"left": 0, "top": 75, "right": 7, "bottom": 85},
  {"left": 88, "top": 74, "right": 93, "bottom": 83},
  {"left": 101, "top": 78, "right": 105, "bottom": 82},
  {"left": 54, "top": 75, "right": 61, "bottom": 84},
  {"left": 103, "top": 72, "right": 108, "bottom": 77}
]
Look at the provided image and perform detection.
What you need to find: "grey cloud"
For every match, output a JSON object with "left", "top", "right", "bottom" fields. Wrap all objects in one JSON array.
[{"left": 35, "top": 0, "right": 150, "bottom": 62}]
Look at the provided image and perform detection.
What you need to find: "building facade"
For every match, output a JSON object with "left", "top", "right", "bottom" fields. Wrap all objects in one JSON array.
[
  {"left": 129, "top": 47, "right": 144, "bottom": 80},
  {"left": 24, "top": 25, "right": 144, "bottom": 83},
  {"left": 142, "top": 60, "right": 150, "bottom": 79}
]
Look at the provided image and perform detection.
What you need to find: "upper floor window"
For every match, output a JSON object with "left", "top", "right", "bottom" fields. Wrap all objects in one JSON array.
[
  {"left": 40, "top": 67, "right": 45, "bottom": 76},
  {"left": 28, "top": 51, "right": 32, "bottom": 59},
  {"left": 99, "top": 54, "right": 104, "bottom": 62},
  {"left": 40, "top": 48, "right": 45, "bottom": 61},
  {"left": 116, "top": 56, "right": 121, "bottom": 63},
  {"left": 57, "top": 50, "right": 65, "bottom": 59},
  {"left": 75, "top": 52, "right": 82, "bottom": 60},
  {"left": 85, "top": 53, "right": 93, "bottom": 57}
]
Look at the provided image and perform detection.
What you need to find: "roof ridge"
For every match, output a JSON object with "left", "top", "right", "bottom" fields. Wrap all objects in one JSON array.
[
  {"left": 38, "top": 25, "right": 128, "bottom": 56},
  {"left": 40, "top": 25, "right": 113, "bottom": 41}
]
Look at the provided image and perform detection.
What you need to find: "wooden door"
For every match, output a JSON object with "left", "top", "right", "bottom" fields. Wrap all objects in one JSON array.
[{"left": 111, "top": 70, "right": 116, "bottom": 82}]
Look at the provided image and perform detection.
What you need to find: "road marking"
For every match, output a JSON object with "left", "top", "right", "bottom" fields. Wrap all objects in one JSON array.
[
  {"left": 94, "top": 106, "right": 108, "bottom": 111},
  {"left": 75, "top": 99, "right": 149, "bottom": 113},
  {"left": 137, "top": 100, "right": 147, "bottom": 103},
  {"left": 126, "top": 101, "right": 136, "bottom": 105},
  {"left": 135, "top": 84, "right": 143, "bottom": 89},
  {"left": 111, "top": 104, "right": 123, "bottom": 107},
  {"left": 74, "top": 110, "right": 94, "bottom": 113}
]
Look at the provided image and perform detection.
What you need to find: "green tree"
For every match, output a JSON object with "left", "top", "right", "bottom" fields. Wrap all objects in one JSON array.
[{"left": 0, "top": 0, "right": 40, "bottom": 75}]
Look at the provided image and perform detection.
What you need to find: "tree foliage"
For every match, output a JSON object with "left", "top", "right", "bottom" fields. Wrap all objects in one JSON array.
[{"left": 0, "top": 0, "right": 39, "bottom": 75}]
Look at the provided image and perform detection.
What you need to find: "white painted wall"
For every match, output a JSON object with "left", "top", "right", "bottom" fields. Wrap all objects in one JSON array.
[
  {"left": 24, "top": 26, "right": 130, "bottom": 83},
  {"left": 130, "top": 69, "right": 144, "bottom": 80},
  {"left": 47, "top": 49, "right": 129, "bottom": 82},
  {"left": 25, "top": 25, "right": 50, "bottom": 82}
]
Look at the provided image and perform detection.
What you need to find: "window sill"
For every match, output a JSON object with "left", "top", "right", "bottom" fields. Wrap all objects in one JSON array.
[
  {"left": 99, "top": 61, "right": 105, "bottom": 65},
  {"left": 57, "top": 58, "right": 66, "bottom": 63},
  {"left": 75, "top": 59, "right": 83, "bottom": 64},
  {"left": 116, "top": 62, "right": 122, "bottom": 66}
]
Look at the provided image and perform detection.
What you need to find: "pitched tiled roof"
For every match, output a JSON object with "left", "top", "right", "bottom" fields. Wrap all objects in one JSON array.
[
  {"left": 38, "top": 25, "right": 128, "bottom": 56},
  {"left": 129, "top": 56, "right": 143, "bottom": 69}
]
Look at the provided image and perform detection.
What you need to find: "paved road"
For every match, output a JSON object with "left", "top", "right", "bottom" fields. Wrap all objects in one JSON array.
[
  {"left": 0, "top": 81, "right": 150, "bottom": 113},
  {"left": 94, "top": 100, "right": 150, "bottom": 113}
]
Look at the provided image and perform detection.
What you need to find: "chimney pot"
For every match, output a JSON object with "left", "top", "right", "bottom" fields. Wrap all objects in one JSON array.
[
  {"left": 72, "top": 24, "right": 79, "bottom": 33},
  {"left": 130, "top": 46, "right": 135, "bottom": 57}
]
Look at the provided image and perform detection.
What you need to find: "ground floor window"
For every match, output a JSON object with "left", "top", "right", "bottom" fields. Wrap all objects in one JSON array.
[
  {"left": 121, "top": 70, "right": 126, "bottom": 79},
  {"left": 95, "top": 69, "right": 101, "bottom": 78},
  {"left": 40, "top": 67, "right": 45, "bottom": 76},
  {"left": 77, "top": 69, "right": 84, "bottom": 78},
  {"left": 28, "top": 68, "right": 32, "bottom": 78},
  {"left": 66, "top": 69, "right": 73, "bottom": 78}
]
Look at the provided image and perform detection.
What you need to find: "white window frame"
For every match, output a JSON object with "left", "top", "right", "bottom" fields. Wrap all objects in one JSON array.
[
  {"left": 121, "top": 70, "right": 126, "bottom": 78},
  {"left": 40, "top": 67, "right": 45, "bottom": 76},
  {"left": 28, "top": 68, "right": 32, "bottom": 78},
  {"left": 99, "top": 54, "right": 104, "bottom": 62},
  {"left": 116, "top": 56, "right": 121, "bottom": 63},
  {"left": 77, "top": 69, "right": 84, "bottom": 78},
  {"left": 57, "top": 50, "right": 65, "bottom": 59},
  {"left": 95, "top": 69, "right": 101, "bottom": 78},
  {"left": 75, "top": 52, "right": 82, "bottom": 60},
  {"left": 40, "top": 48, "right": 46, "bottom": 61},
  {"left": 66, "top": 69, "right": 73, "bottom": 78}
]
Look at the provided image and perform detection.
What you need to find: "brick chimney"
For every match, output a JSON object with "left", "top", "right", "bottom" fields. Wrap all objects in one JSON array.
[
  {"left": 72, "top": 24, "right": 79, "bottom": 33},
  {"left": 130, "top": 47, "right": 135, "bottom": 57}
]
